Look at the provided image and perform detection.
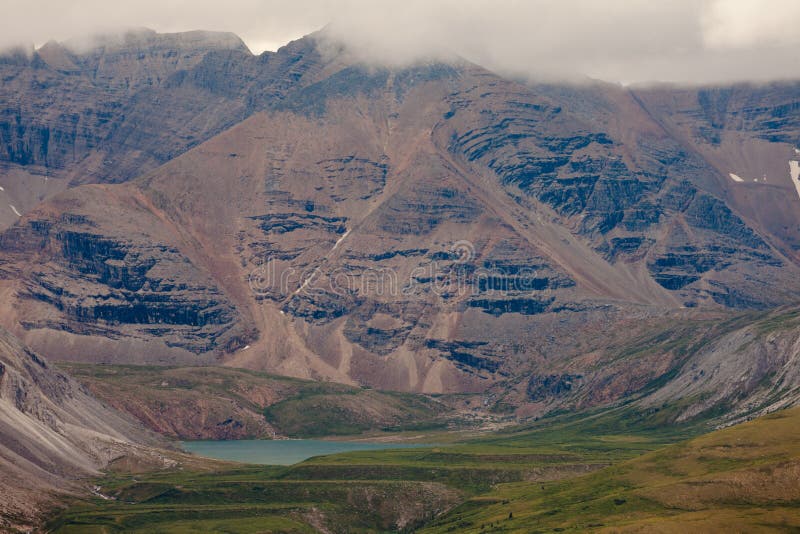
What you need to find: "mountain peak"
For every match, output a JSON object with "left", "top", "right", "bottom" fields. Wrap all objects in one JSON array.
[
  {"left": 35, "top": 40, "right": 79, "bottom": 72},
  {"left": 63, "top": 27, "right": 250, "bottom": 56},
  {"left": 53, "top": 28, "right": 253, "bottom": 91}
]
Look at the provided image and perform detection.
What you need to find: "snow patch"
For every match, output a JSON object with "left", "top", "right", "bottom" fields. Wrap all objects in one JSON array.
[
  {"left": 788, "top": 160, "right": 800, "bottom": 200},
  {"left": 728, "top": 173, "right": 744, "bottom": 182},
  {"left": 9, "top": 205, "right": 21, "bottom": 217},
  {"left": 0, "top": 185, "right": 4, "bottom": 191},
  {"left": 241, "top": 345, "right": 250, "bottom": 351}
]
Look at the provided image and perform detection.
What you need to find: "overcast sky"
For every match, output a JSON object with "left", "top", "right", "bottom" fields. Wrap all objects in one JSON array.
[{"left": 2, "top": 0, "right": 799, "bottom": 84}]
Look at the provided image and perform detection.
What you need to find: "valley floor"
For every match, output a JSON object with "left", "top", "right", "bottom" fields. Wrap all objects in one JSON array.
[{"left": 44, "top": 400, "right": 800, "bottom": 532}]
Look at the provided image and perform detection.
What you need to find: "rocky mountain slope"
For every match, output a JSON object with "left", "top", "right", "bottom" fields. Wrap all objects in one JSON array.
[
  {"left": 1, "top": 29, "right": 800, "bottom": 415},
  {"left": 0, "top": 28, "right": 342, "bottom": 228},
  {"left": 632, "top": 82, "right": 800, "bottom": 259},
  {"left": 0, "top": 326, "right": 166, "bottom": 531},
  {"left": 638, "top": 306, "right": 800, "bottom": 426},
  {"left": 483, "top": 304, "right": 800, "bottom": 425}
]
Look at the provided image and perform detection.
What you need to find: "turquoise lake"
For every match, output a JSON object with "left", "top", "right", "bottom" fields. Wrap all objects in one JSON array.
[{"left": 182, "top": 439, "right": 428, "bottom": 465}]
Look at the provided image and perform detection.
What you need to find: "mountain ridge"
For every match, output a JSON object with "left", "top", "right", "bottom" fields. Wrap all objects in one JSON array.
[{"left": 1, "top": 28, "right": 800, "bottom": 416}]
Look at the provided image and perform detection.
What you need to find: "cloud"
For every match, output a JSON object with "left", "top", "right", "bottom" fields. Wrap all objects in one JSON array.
[
  {"left": 1, "top": 0, "right": 798, "bottom": 84},
  {"left": 702, "top": 0, "right": 800, "bottom": 49},
  {"left": 0, "top": 0, "right": 331, "bottom": 54},
  {"left": 322, "top": 0, "right": 708, "bottom": 82}
]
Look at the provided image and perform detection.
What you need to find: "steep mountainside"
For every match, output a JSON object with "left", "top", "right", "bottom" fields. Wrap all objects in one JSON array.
[
  {"left": 632, "top": 82, "right": 800, "bottom": 259},
  {"left": 1, "top": 30, "right": 800, "bottom": 412},
  {"left": 485, "top": 305, "right": 800, "bottom": 424},
  {"left": 0, "top": 326, "right": 165, "bottom": 531},
  {"left": 0, "top": 28, "right": 343, "bottom": 228}
]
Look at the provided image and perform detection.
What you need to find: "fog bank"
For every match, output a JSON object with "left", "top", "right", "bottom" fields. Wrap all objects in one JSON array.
[{"left": 2, "top": 0, "right": 799, "bottom": 84}]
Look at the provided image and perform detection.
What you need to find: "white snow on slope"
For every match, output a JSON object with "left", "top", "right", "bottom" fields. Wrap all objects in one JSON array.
[
  {"left": 789, "top": 160, "right": 800, "bottom": 200},
  {"left": 729, "top": 173, "right": 744, "bottom": 182},
  {"left": 9, "top": 205, "right": 21, "bottom": 217}
]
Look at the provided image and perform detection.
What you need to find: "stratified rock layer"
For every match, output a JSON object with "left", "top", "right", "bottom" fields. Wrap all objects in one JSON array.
[{"left": 2, "top": 30, "right": 800, "bottom": 405}]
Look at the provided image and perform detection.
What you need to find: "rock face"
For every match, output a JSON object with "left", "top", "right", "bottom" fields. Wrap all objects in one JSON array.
[
  {"left": 0, "top": 28, "right": 248, "bottom": 177},
  {"left": 2, "top": 29, "right": 800, "bottom": 407},
  {"left": 630, "top": 83, "right": 800, "bottom": 259},
  {"left": 0, "top": 185, "right": 257, "bottom": 362},
  {"left": 0, "top": 28, "right": 334, "bottom": 227},
  {"left": 0, "top": 326, "right": 163, "bottom": 530},
  {"left": 637, "top": 306, "right": 800, "bottom": 426}
]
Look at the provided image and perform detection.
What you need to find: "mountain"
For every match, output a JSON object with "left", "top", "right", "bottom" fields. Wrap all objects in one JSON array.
[
  {"left": 0, "top": 28, "right": 339, "bottom": 228},
  {"left": 631, "top": 82, "right": 800, "bottom": 258},
  {"left": 1, "top": 29, "right": 800, "bottom": 419},
  {"left": 0, "top": 326, "right": 165, "bottom": 531}
]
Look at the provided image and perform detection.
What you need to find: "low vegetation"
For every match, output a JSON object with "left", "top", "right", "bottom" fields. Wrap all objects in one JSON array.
[
  {"left": 52, "top": 364, "right": 800, "bottom": 532},
  {"left": 425, "top": 407, "right": 800, "bottom": 532},
  {"left": 44, "top": 396, "right": 699, "bottom": 532},
  {"left": 62, "top": 364, "right": 454, "bottom": 439}
]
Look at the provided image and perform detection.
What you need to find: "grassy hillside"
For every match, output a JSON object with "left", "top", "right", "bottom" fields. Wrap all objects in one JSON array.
[
  {"left": 45, "top": 355, "right": 800, "bottom": 532},
  {"left": 47, "top": 404, "right": 800, "bottom": 532},
  {"left": 46, "top": 398, "right": 695, "bottom": 532},
  {"left": 61, "top": 364, "right": 454, "bottom": 439},
  {"left": 48, "top": 465, "right": 463, "bottom": 533},
  {"left": 425, "top": 407, "right": 800, "bottom": 532}
]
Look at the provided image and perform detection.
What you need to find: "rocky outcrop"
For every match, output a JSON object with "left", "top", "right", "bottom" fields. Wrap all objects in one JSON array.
[
  {"left": 426, "top": 339, "right": 499, "bottom": 374},
  {"left": 0, "top": 187, "right": 256, "bottom": 361},
  {"left": 0, "top": 28, "right": 333, "bottom": 216},
  {"left": 526, "top": 374, "right": 582, "bottom": 402},
  {"left": 376, "top": 184, "right": 482, "bottom": 235}
]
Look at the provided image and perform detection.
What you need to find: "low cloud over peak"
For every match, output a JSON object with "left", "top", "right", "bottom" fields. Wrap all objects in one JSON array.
[{"left": 3, "top": 0, "right": 799, "bottom": 85}]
